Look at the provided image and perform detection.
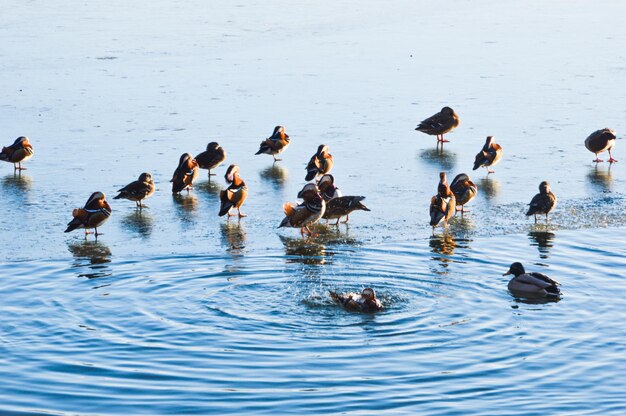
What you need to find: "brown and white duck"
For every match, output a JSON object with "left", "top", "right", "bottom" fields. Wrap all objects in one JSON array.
[
  {"left": 195, "top": 142, "right": 227, "bottom": 175},
  {"left": 255, "top": 126, "right": 290, "bottom": 162},
  {"left": 305, "top": 144, "right": 333, "bottom": 181},
  {"left": 278, "top": 183, "right": 326, "bottom": 236},
  {"left": 473, "top": 136, "right": 503, "bottom": 173},
  {"left": 504, "top": 262, "right": 561, "bottom": 299},
  {"left": 415, "top": 107, "right": 460, "bottom": 143},
  {"left": 526, "top": 181, "right": 556, "bottom": 223},
  {"left": 317, "top": 174, "right": 370, "bottom": 225},
  {"left": 171, "top": 153, "right": 199, "bottom": 193},
  {"left": 114, "top": 172, "right": 155, "bottom": 209},
  {"left": 65, "top": 192, "right": 112, "bottom": 237},
  {"left": 1, "top": 136, "right": 34, "bottom": 170},
  {"left": 218, "top": 164, "right": 248, "bottom": 218},
  {"left": 329, "top": 288, "right": 383, "bottom": 313},
  {"left": 450, "top": 173, "right": 477, "bottom": 215},
  {"left": 430, "top": 172, "right": 456, "bottom": 229},
  {"left": 584, "top": 128, "right": 617, "bottom": 163}
]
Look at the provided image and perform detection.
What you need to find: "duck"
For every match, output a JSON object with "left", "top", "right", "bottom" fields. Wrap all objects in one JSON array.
[
  {"left": 317, "top": 174, "right": 342, "bottom": 201},
  {"left": 430, "top": 172, "right": 456, "bottom": 229},
  {"left": 450, "top": 173, "right": 477, "bottom": 215},
  {"left": 584, "top": 128, "right": 617, "bottom": 163},
  {"left": 195, "top": 142, "right": 227, "bottom": 176},
  {"left": 255, "top": 126, "right": 290, "bottom": 162},
  {"left": 278, "top": 183, "right": 326, "bottom": 236},
  {"left": 113, "top": 172, "right": 155, "bottom": 209},
  {"left": 171, "top": 153, "right": 199, "bottom": 193},
  {"left": 1, "top": 136, "right": 34, "bottom": 170},
  {"left": 503, "top": 262, "right": 561, "bottom": 298},
  {"left": 526, "top": 181, "right": 556, "bottom": 223},
  {"left": 305, "top": 144, "right": 333, "bottom": 181},
  {"left": 415, "top": 107, "right": 460, "bottom": 143},
  {"left": 329, "top": 288, "right": 383, "bottom": 312},
  {"left": 218, "top": 164, "right": 248, "bottom": 218},
  {"left": 472, "top": 136, "right": 503, "bottom": 173},
  {"left": 65, "top": 192, "right": 112, "bottom": 237}
]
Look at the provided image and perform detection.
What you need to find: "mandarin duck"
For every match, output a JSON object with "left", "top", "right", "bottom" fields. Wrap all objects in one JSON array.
[
  {"left": 305, "top": 144, "right": 333, "bottom": 181},
  {"left": 450, "top": 173, "right": 477, "bottom": 215},
  {"left": 195, "top": 142, "right": 227, "bottom": 176},
  {"left": 329, "top": 288, "right": 383, "bottom": 313},
  {"left": 255, "top": 126, "right": 290, "bottom": 162},
  {"left": 1, "top": 136, "right": 34, "bottom": 170},
  {"left": 218, "top": 164, "right": 248, "bottom": 218},
  {"left": 65, "top": 192, "right": 112, "bottom": 237},
  {"left": 171, "top": 153, "right": 199, "bottom": 193},
  {"left": 278, "top": 183, "right": 326, "bottom": 236},
  {"left": 473, "top": 136, "right": 503, "bottom": 173}
]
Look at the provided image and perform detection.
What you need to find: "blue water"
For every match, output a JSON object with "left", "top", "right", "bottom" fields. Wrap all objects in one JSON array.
[{"left": 2, "top": 0, "right": 626, "bottom": 414}]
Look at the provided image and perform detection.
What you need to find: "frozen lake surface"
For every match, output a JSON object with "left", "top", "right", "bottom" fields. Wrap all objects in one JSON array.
[{"left": 1, "top": 0, "right": 626, "bottom": 414}]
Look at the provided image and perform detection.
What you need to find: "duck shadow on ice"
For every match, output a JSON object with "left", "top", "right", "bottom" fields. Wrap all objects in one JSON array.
[
  {"left": 67, "top": 240, "right": 112, "bottom": 279},
  {"left": 418, "top": 147, "right": 457, "bottom": 171}
]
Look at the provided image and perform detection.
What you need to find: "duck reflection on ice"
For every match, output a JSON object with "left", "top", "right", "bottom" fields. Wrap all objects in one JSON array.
[
  {"left": 221, "top": 221, "right": 247, "bottom": 254},
  {"left": 173, "top": 193, "right": 198, "bottom": 228},
  {"left": 67, "top": 240, "right": 112, "bottom": 279},
  {"left": 280, "top": 234, "right": 332, "bottom": 266},
  {"left": 196, "top": 179, "right": 222, "bottom": 198},
  {"left": 478, "top": 176, "right": 500, "bottom": 200},
  {"left": 528, "top": 230, "right": 556, "bottom": 259},
  {"left": 260, "top": 164, "right": 288, "bottom": 188},
  {"left": 1, "top": 173, "right": 32, "bottom": 205},
  {"left": 419, "top": 147, "right": 457, "bottom": 171},
  {"left": 121, "top": 210, "right": 153, "bottom": 239},
  {"left": 587, "top": 164, "right": 613, "bottom": 193}
]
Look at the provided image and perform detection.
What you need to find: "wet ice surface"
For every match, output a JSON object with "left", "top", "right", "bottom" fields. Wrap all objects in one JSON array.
[{"left": 1, "top": 0, "right": 626, "bottom": 414}]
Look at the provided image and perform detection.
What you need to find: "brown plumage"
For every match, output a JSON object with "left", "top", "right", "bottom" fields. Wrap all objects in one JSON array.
[
  {"left": 278, "top": 183, "right": 326, "bottom": 235},
  {"left": 526, "top": 181, "right": 557, "bottom": 223},
  {"left": 317, "top": 174, "right": 342, "bottom": 202},
  {"left": 323, "top": 196, "right": 370, "bottom": 225},
  {"left": 171, "top": 153, "right": 199, "bottom": 193},
  {"left": 114, "top": 172, "right": 155, "bottom": 208},
  {"left": 255, "top": 126, "right": 290, "bottom": 162},
  {"left": 473, "top": 136, "right": 503, "bottom": 173},
  {"left": 65, "top": 192, "right": 112, "bottom": 237},
  {"left": 329, "top": 288, "right": 383, "bottom": 313},
  {"left": 584, "top": 128, "right": 617, "bottom": 163},
  {"left": 0, "top": 136, "right": 34, "bottom": 170},
  {"left": 415, "top": 107, "right": 460, "bottom": 143},
  {"left": 218, "top": 164, "right": 248, "bottom": 218},
  {"left": 450, "top": 173, "right": 478, "bottom": 214},
  {"left": 195, "top": 142, "right": 227, "bottom": 175},
  {"left": 305, "top": 144, "right": 333, "bottom": 181},
  {"left": 430, "top": 194, "right": 456, "bottom": 229}
]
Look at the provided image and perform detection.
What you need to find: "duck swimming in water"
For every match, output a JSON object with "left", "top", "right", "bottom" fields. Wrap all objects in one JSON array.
[
  {"left": 329, "top": 288, "right": 383, "bottom": 312},
  {"left": 218, "top": 164, "right": 248, "bottom": 218},
  {"left": 526, "top": 181, "right": 556, "bottom": 223},
  {"left": 450, "top": 173, "right": 477, "bottom": 215},
  {"left": 504, "top": 262, "right": 561, "bottom": 299},
  {"left": 584, "top": 128, "right": 617, "bottom": 163},
  {"left": 171, "top": 153, "right": 199, "bottom": 193},
  {"left": 65, "top": 192, "right": 112, "bottom": 237},
  {"left": 473, "top": 136, "right": 503, "bottom": 174},
  {"left": 430, "top": 172, "right": 456, "bottom": 229},
  {"left": 255, "top": 126, "right": 290, "bottom": 162},
  {"left": 114, "top": 172, "right": 155, "bottom": 209},
  {"left": 195, "top": 142, "right": 227, "bottom": 176},
  {"left": 305, "top": 144, "right": 333, "bottom": 181},
  {"left": 278, "top": 183, "right": 325, "bottom": 236},
  {"left": 415, "top": 107, "right": 460, "bottom": 143},
  {"left": 1, "top": 136, "right": 34, "bottom": 170}
]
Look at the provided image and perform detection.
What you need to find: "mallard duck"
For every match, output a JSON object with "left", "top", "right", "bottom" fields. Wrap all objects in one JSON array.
[
  {"left": 430, "top": 172, "right": 456, "bottom": 229},
  {"left": 65, "top": 192, "right": 112, "bottom": 237},
  {"left": 473, "top": 136, "right": 503, "bottom": 173},
  {"left": 584, "top": 128, "right": 617, "bottom": 163},
  {"left": 526, "top": 181, "right": 556, "bottom": 223},
  {"left": 1, "top": 136, "right": 34, "bottom": 170},
  {"left": 218, "top": 164, "right": 248, "bottom": 218},
  {"left": 278, "top": 183, "right": 326, "bottom": 235},
  {"left": 503, "top": 262, "right": 561, "bottom": 298},
  {"left": 450, "top": 173, "right": 477, "bottom": 214},
  {"left": 195, "top": 142, "right": 227, "bottom": 175},
  {"left": 329, "top": 288, "right": 383, "bottom": 312},
  {"left": 255, "top": 126, "right": 290, "bottom": 162},
  {"left": 415, "top": 107, "right": 460, "bottom": 143},
  {"left": 305, "top": 144, "right": 333, "bottom": 181},
  {"left": 114, "top": 172, "right": 155, "bottom": 208},
  {"left": 171, "top": 153, "right": 199, "bottom": 193}
]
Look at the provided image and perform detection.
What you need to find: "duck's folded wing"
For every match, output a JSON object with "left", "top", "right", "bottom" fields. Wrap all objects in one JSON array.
[{"left": 516, "top": 274, "right": 553, "bottom": 289}]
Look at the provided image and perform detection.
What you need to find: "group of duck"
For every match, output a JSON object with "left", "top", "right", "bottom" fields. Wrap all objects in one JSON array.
[{"left": 1, "top": 106, "right": 619, "bottom": 311}]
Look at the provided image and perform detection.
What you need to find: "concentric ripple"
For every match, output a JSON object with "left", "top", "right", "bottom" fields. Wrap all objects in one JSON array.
[{"left": 2, "top": 229, "right": 626, "bottom": 414}]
